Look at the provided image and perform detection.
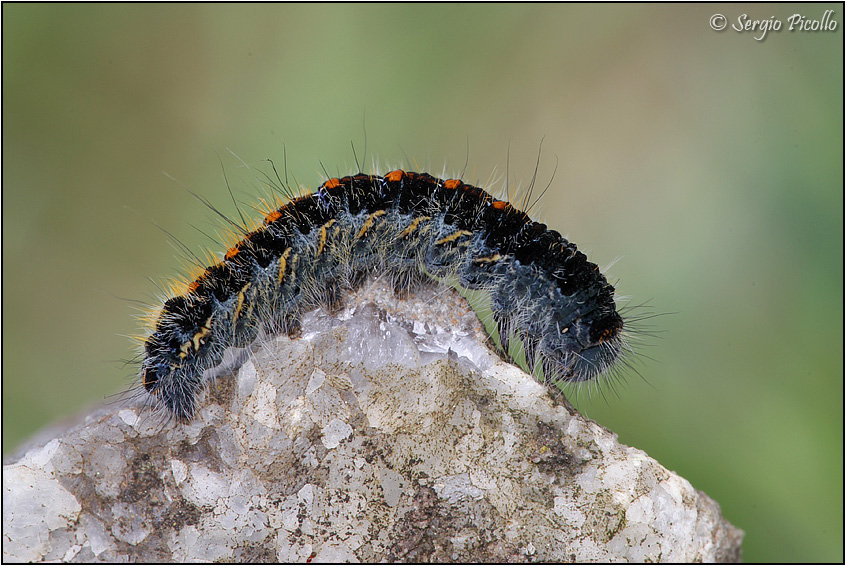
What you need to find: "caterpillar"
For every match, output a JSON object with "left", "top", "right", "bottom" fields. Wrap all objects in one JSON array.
[{"left": 141, "top": 169, "right": 625, "bottom": 421}]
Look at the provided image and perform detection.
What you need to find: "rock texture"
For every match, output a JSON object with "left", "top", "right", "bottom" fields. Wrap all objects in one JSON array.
[{"left": 3, "top": 282, "right": 743, "bottom": 562}]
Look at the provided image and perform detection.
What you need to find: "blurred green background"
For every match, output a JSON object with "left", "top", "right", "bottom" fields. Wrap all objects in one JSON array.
[{"left": 3, "top": 4, "right": 842, "bottom": 562}]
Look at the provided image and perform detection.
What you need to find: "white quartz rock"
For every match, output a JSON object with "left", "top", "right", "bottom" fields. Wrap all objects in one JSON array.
[{"left": 2, "top": 283, "right": 742, "bottom": 562}]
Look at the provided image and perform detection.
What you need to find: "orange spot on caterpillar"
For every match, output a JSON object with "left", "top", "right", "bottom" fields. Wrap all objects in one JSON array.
[
  {"left": 265, "top": 210, "right": 282, "bottom": 223},
  {"left": 324, "top": 178, "right": 341, "bottom": 189},
  {"left": 225, "top": 247, "right": 240, "bottom": 260},
  {"left": 598, "top": 322, "right": 621, "bottom": 342},
  {"left": 444, "top": 179, "right": 461, "bottom": 190},
  {"left": 385, "top": 170, "right": 405, "bottom": 182}
]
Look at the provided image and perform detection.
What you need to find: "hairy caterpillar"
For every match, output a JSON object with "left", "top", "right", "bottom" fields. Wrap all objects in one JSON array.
[{"left": 141, "top": 170, "right": 625, "bottom": 420}]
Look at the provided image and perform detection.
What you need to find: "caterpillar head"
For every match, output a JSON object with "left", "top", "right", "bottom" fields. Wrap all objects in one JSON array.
[{"left": 542, "top": 309, "right": 624, "bottom": 383}]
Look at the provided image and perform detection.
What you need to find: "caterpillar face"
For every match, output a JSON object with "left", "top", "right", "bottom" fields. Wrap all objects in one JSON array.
[
  {"left": 140, "top": 170, "right": 626, "bottom": 420},
  {"left": 541, "top": 308, "right": 624, "bottom": 382}
]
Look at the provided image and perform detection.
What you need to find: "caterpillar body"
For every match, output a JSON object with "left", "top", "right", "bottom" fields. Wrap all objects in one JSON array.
[{"left": 141, "top": 170, "right": 625, "bottom": 420}]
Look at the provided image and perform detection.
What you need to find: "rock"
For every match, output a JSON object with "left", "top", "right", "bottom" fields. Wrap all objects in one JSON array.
[{"left": 2, "top": 282, "right": 743, "bottom": 562}]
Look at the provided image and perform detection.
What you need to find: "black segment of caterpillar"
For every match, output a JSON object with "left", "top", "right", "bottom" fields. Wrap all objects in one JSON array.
[{"left": 141, "top": 170, "right": 625, "bottom": 421}]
